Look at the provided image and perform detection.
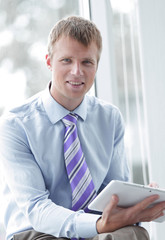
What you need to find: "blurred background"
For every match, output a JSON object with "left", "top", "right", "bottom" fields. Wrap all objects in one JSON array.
[{"left": 0, "top": 0, "right": 165, "bottom": 239}]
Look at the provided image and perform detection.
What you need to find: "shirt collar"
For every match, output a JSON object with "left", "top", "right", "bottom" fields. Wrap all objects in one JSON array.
[{"left": 41, "top": 82, "right": 87, "bottom": 124}]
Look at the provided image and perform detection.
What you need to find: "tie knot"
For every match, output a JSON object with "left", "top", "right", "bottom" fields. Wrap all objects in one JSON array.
[{"left": 62, "top": 113, "right": 78, "bottom": 127}]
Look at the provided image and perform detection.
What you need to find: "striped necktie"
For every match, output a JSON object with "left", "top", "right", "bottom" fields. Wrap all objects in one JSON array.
[{"left": 62, "top": 113, "right": 96, "bottom": 211}]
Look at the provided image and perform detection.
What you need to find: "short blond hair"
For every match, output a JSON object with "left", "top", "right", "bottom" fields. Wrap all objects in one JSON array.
[{"left": 47, "top": 16, "right": 102, "bottom": 62}]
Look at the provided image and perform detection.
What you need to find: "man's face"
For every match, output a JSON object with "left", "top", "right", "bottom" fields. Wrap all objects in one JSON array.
[{"left": 46, "top": 36, "right": 98, "bottom": 110}]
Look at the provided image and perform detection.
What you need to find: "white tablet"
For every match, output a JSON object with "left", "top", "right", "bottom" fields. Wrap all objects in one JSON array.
[{"left": 88, "top": 180, "right": 165, "bottom": 222}]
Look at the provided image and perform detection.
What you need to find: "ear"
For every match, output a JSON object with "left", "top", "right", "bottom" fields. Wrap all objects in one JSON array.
[{"left": 45, "top": 54, "right": 52, "bottom": 71}]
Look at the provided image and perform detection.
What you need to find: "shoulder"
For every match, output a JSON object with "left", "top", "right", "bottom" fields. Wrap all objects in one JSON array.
[
  {"left": 0, "top": 91, "right": 44, "bottom": 128},
  {"left": 86, "top": 95, "right": 122, "bottom": 118},
  {"left": 85, "top": 95, "right": 125, "bottom": 139}
]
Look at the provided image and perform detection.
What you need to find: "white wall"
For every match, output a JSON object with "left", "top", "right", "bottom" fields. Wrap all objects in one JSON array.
[{"left": 137, "top": 0, "right": 165, "bottom": 239}]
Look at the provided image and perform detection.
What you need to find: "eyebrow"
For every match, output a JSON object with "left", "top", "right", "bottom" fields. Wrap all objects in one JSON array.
[
  {"left": 82, "top": 57, "right": 97, "bottom": 63},
  {"left": 59, "top": 56, "right": 97, "bottom": 63}
]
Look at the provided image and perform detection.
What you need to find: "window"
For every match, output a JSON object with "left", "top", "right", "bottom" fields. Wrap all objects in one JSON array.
[
  {"left": 111, "top": 0, "right": 149, "bottom": 184},
  {"left": 0, "top": 0, "right": 80, "bottom": 114},
  {"left": 0, "top": 1, "right": 81, "bottom": 238},
  {"left": 90, "top": 0, "right": 149, "bottom": 185}
]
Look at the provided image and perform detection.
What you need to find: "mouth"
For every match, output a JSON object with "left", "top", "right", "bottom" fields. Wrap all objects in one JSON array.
[{"left": 67, "top": 81, "right": 84, "bottom": 86}]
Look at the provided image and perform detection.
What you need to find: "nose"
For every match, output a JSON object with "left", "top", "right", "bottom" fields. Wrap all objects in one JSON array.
[{"left": 70, "top": 62, "right": 83, "bottom": 76}]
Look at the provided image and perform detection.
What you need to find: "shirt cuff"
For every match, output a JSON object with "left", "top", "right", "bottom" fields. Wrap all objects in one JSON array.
[{"left": 75, "top": 212, "right": 101, "bottom": 238}]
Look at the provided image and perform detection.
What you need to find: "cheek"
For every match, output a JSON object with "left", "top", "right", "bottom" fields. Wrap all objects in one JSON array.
[
  {"left": 88, "top": 70, "right": 96, "bottom": 81},
  {"left": 52, "top": 67, "right": 63, "bottom": 78},
  {"left": 54, "top": 65, "right": 69, "bottom": 76}
]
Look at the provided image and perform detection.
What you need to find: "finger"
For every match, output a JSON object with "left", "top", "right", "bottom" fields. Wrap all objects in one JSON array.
[
  {"left": 149, "top": 182, "right": 159, "bottom": 188},
  {"left": 150, "top": 210, "right": 164, "bottom": 221},
  {"left": 137, "top": 200, "right": 165, "bottom": 222},
  {"left": 102, "top": 194, "right": 119, "bottom": 220},
  {"left": 133, "top": 194, "right": 160, "bottom": 212},
  {"left": 142, "top": 209, "right": 165, "bottom": 222},
  {"left": 146, "top": 202, "right": 165, "bottom": 218},
  {"left": 153, "top": 210, "right": 165, "bottom": 220}
]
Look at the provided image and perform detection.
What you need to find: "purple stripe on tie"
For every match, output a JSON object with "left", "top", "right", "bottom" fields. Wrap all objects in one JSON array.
[
  {"left": 67, "top": 148, "right": 83, "bottom": 175},
  {"left": 72, "top": 180, "right": 94, "bottom": 211},
  {"left": 64, "top": 127, "right": 77, "bottom": 152},
  {"left": 71, "top": 161, "right": 88, "bottom": 191},
  {"left": 64, "top": 114, "right": 77, "bottom": 124}
]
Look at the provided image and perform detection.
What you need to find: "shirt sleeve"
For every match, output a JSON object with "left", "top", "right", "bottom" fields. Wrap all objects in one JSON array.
[
  {"left": 60, "top": 211, "right": 101, "bottom": 238},
  {"left": 99, "top": 108, "right": 130, "bottom": 193},
  {"left": 0, "top": 116, "right": 100, "bottom": 238},
  {"left": 109, "top": 109, "right": 130, "bottom": 182},
  {"left": 113, "top": 109, "right": 130, "bottom": 179}
]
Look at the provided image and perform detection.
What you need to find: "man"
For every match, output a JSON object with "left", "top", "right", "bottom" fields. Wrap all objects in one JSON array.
[{"left": 0, "top": 16, "right": 165, "bottom": 240}]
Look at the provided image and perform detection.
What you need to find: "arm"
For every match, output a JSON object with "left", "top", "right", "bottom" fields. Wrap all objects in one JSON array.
[
  {"left": 0, "top": 117, "right": 100, "bottom": 238},
  {"left": 98, "top": 108, "right": 130, "bottom": 196},
  {"left": 96, "top": 108, "right": 165, "bottom": 233},
  {"left": 108, "top": 109, "right": 130, "bottom": 182}
]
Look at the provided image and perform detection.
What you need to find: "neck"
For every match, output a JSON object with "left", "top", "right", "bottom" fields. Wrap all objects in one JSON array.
[
  {"left": 61, "top": 99, "right": 83, "bottom": 111},
  {"left": 50, "top": 93, "right": 84, "bottom": 111}
]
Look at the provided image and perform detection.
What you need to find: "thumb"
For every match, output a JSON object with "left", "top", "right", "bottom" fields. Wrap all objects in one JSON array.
[
  {"left": 96, "top": 195, "right": 119, "bottom": 234},
  {"left": 102, "top": 194, "right": 119, "bottom": 220}
]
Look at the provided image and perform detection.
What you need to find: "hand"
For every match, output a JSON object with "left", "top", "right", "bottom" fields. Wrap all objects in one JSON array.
[
  {"left": 96, "top": 194, "right": 165, "bottom": 234},
  {"left": 149, "top": 182, "right": 159, "bottom": 188}
]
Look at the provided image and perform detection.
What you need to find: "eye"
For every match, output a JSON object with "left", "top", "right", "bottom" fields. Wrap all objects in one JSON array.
[
  {"left": 62, "top": 58, "right": 71, "bottom": 63},
  {"left": 82, "top": 59, "right": 95, "bottom": 66},
  {"left": 83, "top": 60, "right": 91, "bottom": 64}
]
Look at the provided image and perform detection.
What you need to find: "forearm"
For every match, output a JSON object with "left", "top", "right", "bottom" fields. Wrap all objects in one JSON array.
[{"left": 26, "top": 197, "right": 100, "bottom": 238}]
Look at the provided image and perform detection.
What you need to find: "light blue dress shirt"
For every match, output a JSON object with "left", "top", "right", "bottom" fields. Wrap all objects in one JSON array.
[{"left": 0, "top": 84, "right": 130, "bottom": 240}]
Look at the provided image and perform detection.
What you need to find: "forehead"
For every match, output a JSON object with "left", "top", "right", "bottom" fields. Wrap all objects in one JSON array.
[{"left": 52, "top": 36, "right": 99, "bottom": 59}]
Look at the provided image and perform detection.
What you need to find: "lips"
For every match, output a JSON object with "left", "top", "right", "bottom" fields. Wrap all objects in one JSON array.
[{"left": 67, "top": 81, "right": 84, "bottom": 86}]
